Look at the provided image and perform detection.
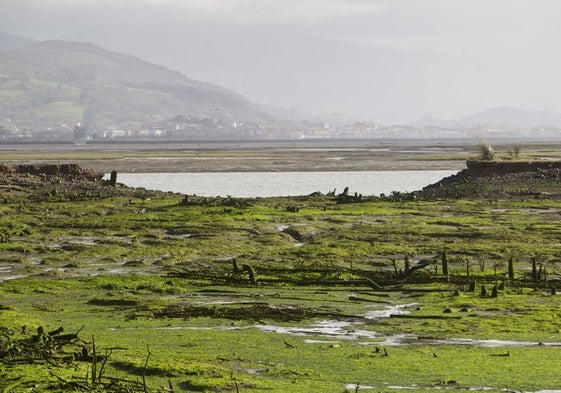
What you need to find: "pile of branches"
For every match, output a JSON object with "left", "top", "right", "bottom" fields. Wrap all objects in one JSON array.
[
  {"left": 0, "top": 325, "right": 87, "bottom": 365},
  {"left": 0, "top": 325, "right": 161, "bottom": 392}
]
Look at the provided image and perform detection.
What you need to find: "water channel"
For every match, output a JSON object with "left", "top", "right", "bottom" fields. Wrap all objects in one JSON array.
[{"left": 110, "top": 170, "right": 459, "bottom": 197}]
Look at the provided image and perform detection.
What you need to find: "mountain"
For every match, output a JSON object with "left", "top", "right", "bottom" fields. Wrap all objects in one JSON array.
[
  {"left": 0, "top": 32, "right": 35, "bottom": 51},
  {"left": 123, "top": 29, "right": 470, "bottom": 123},
  {"left": 415, "top": 107, "right": 561, "bottom": 128},
  {"left": 459, "top": 107, "right": 561, "bottom": 128},
  {"left": 0, "top": 33, "right": 270, "bottom": 132},
  {"left": 87, "top": 25, "right": 523, "bottom": 124}
]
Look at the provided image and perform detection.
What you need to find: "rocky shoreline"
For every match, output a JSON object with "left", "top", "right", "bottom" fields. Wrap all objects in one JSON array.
[
  {"left": 1, "top": 159, "right": 561, "bottom": 201},
  {"left": 419, "top": 160, "right": 561, "bottom": 199},
  {"left": 0, "top": 163, "right": 152, "bottom": 201}
]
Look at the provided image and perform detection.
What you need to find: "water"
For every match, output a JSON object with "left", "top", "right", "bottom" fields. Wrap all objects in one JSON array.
[{"left": 110, "top": 170, "right": 458, "bottom": 197}]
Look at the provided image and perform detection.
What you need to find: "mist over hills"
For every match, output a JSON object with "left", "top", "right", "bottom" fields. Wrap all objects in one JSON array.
[
  {"left": 2, "top": 31, "right": 561, "bottom": 143},
  {"left": 460, "top": 107, "right": 561, "bottom": 128},
  {"left": 0, "top": 32, "right": 270, "bottom": 133},
  {"left": 103, "top": 27, "right": 482, "bottom": 124},
  {"left": 416, "top": 107, "right": 561, "bottom": 129},
  {"left": 0, "top": 32, "right": 34, "bottom": 50},
  {"left": 75, "top": 22, "right": 561, "bottom": 126}
]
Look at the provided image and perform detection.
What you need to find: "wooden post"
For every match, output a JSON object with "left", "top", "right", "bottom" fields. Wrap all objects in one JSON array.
[
  {"left": 508, "top": 257, "right": 514, "bottom": 281},
  {"left": 442, "top": 250, "right": 449, "bottom": 276},
  {"left": 242, "top": 264, "right": 256, "bottom": 284},
  {"left": 109, "top": 170, "right": 118, "bottom": 187},
  {"left": 390, "top": 258, "right": 399, "bottom": 277}
]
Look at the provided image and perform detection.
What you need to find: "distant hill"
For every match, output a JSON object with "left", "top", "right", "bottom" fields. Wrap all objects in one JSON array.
[
  {"left": 0, "top": 33, "right": 270, "bottom": 131},
  {"left": 460, "top": 107, "right": 561, "bottom": 127},
  {"left": 415, "top": 107, "right": 561, "bottom": 128},
  {"left": 0, "top": 32, "right": 35, "bottom": 51}
]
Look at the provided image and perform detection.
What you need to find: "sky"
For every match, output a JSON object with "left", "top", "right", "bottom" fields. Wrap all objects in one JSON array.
[{"left": 1, "top": 0, "right": 560, "bottom": 123}]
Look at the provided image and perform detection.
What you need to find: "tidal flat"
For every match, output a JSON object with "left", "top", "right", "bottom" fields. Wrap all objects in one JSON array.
[{"left": 2, "top": 141, "right": 561, "bottom": 392}]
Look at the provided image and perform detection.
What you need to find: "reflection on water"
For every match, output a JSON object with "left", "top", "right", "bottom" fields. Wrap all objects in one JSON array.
[{"left": 110, "top": 170, "right": 458, "bottom": 197}]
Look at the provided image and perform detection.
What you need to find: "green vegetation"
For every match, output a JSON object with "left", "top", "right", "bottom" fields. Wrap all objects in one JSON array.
[
  {"left": 2, "top": 166, "right": 561, "bottom": 392},
  {"left": 476, "top": 138, "right": 495, "bottom": 161}
]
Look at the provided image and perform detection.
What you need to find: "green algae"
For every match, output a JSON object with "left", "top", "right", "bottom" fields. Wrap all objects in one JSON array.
[{"left": 3, "top": 185, "right": 561, "bottom": 391}]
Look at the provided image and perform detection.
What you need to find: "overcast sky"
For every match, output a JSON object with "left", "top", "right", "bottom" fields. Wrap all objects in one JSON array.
[{"left": 2, "top": 0, "right": 560, "bottom": 122}]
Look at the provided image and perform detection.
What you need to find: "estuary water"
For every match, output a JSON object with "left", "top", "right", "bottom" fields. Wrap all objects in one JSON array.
[{"left": 111, "top": 170, "right": 458, "bottom": 198}]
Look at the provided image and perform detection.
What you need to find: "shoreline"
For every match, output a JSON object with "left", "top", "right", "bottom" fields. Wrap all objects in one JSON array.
[
  {"left": 3, "top": 140, "right": 561, "bottom": 174},
  {"left": 0, "top": 140, "right": 471, "bottom": 173}
]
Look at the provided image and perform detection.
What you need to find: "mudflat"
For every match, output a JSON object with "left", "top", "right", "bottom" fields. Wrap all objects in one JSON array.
[
  {"left": 0, "top": 140, "right": 475, "bottom": 173},
  {"left": 4, "top": 140, "right": 561, "bottom": 392}
]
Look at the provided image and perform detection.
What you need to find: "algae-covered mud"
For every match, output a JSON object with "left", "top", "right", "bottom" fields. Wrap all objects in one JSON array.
[{"left": 3, "top": 143, "right": 561, "bottom": 392}]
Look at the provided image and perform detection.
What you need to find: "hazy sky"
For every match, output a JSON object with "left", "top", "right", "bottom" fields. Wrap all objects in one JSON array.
[{"left": 2, "top": 0, "right": 560, "bottom": 122}]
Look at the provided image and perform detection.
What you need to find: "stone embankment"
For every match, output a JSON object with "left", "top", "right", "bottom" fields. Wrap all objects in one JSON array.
[
  {"left": 0, "top": 163, "right": 100, "bottom": 179},
  {"left": 419, "top": 160, "right": 561, "bottom": 199},
  {"left": 0, "top": 163, "right": 149, "bottom": 200},
  {"left": 465, "top": 159, "right": 561, "bottom": 177}
]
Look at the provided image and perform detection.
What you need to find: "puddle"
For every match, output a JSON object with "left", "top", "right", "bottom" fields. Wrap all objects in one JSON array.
[
  {"left": 253, "top": 304, "right": 415, "bottom": 341},
  {"left": 363, "top": 303, "right": 416, "bottom": 319},
  {"left": 246, "top": 368, "right": 265, "bottom": 375},
  {"left": 434, "top": 338, "right": 561, "bottom": 347},
  {"left": 1, "top": 274, "right": 26, "bottom": 281},
  {"left": 166, "top": 234, "right": 192, "bottom": 239},
  {"left": 248, "top": 301, "right": 561, "bottom": 348},
  {"left": 304, "top": 339, "right": 341, "bottom": 344},
  {"left": 0, "top": 266, "right": 14, "bottom": 272},
  {"left": 306, "top": 303, "right": 561, "bottom": 347},
  {"left": 255, "top": 319, "right": 379, "bottom": 341},
  {"left": 67, "top": 236, "right": 97, "bottom": 245},
  {"left": 369, "top": 333, "right": 561, "bottom": 348},
  {"left": 345, "top": 383, "right": 376, "bottom": 390},
  {"left": 390, "top": 335, "right": 561, "bottom": 347}
]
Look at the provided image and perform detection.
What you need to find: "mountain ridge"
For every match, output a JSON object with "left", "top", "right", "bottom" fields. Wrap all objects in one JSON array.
[
  {"left": 0, "top": 33, "right": 271, "bottom": 132},
  {"left": 415, "top": 106, "right": 561, "bottom": 128},
  {"left": 0, "top": 32, "right": 35, "bottom": 51}
]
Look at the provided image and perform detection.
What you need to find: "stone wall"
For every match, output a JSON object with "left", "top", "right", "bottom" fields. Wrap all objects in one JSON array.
[
  {"left": 0, "top": 164, "right": 100, "bottom": 179},
  {"left": 466, "top": 160, "right": 561, "bottom": 177}
]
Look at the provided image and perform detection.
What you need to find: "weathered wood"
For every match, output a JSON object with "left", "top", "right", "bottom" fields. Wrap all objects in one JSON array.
[{"left": 109, "top": 170, "right": 118, "bottom": 187}]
